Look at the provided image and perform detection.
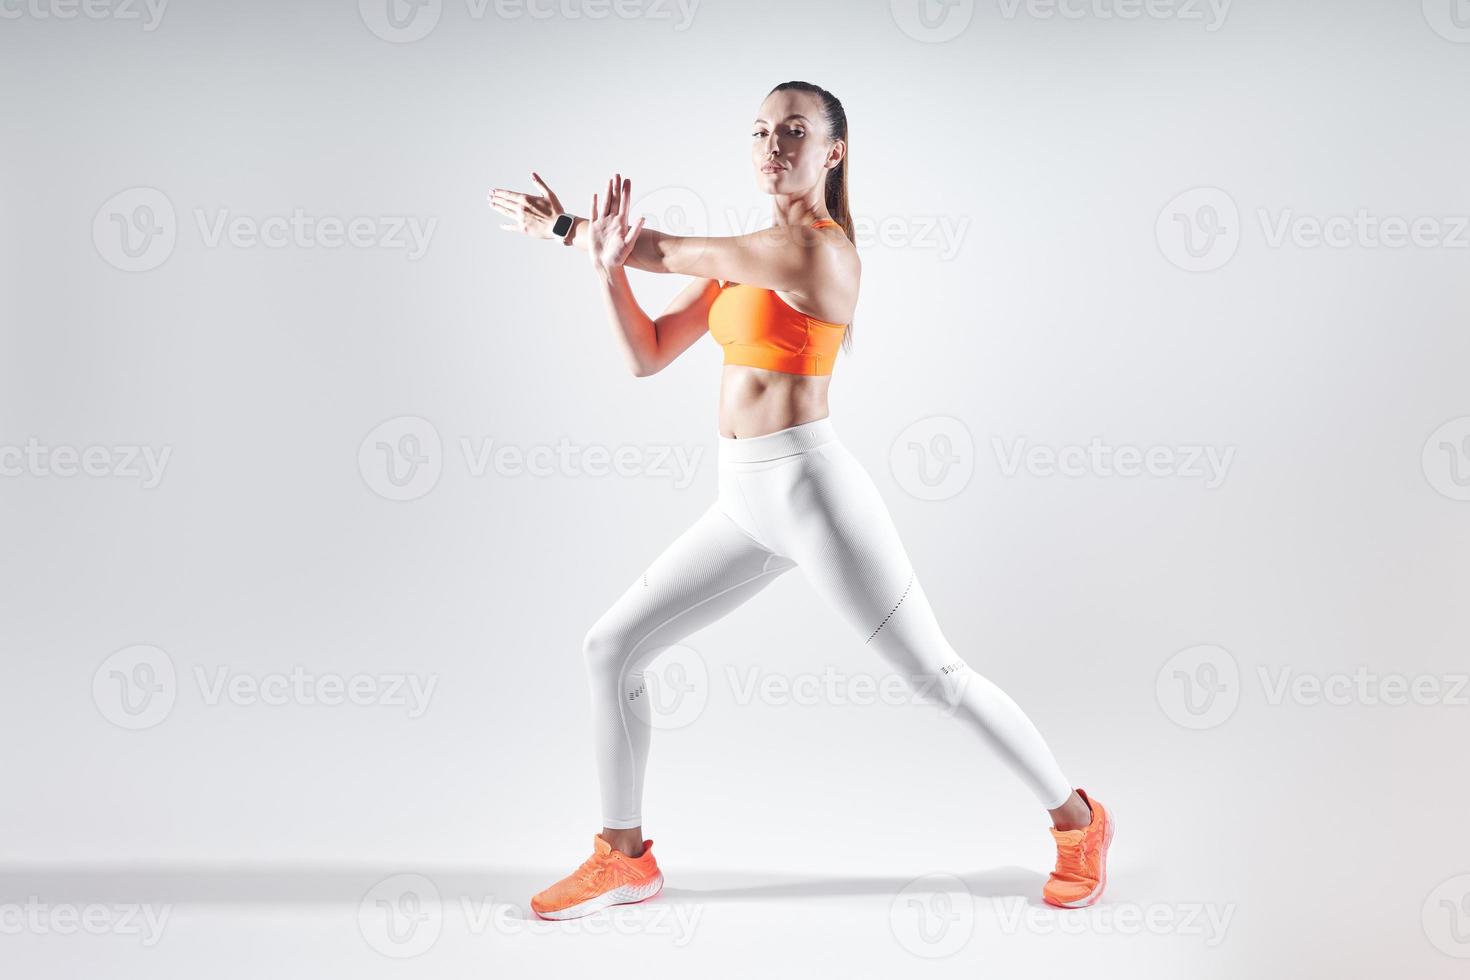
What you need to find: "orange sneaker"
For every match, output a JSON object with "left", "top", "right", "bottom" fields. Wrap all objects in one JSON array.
[
  {"left": 1043, "top": 788, "right": 1115, "bottom": 908},
  {"left": 530, "top": 835, "right": 664, "bottom": 920}
]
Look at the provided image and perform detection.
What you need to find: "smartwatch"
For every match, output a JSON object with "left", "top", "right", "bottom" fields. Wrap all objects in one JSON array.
[{"left": 552, "top": 213, "right": 575, "bottom": 244}]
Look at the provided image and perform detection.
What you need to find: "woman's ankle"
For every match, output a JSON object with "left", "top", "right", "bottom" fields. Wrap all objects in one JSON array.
[
  {"left": 1047, "top": 791, "right": 1093, "bottom": 832},
  {"left": 599, "top": 827, "right": 644, "bottom": 857}
]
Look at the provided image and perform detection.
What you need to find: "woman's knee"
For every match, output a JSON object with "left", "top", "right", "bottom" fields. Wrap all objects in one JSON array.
[
  {"left": 582, "top": 622, "right": 618, "bottom": 670},
  {"left": 584, "top": 614, "right": 644, "bottom": 684}
]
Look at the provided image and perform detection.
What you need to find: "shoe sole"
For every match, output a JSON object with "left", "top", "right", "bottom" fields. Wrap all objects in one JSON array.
[
  {"left": 531, "top": 872, "right": 665, "bottom": 921},
  {"left": 1045, "top": 806, "right": 1116, "bottom": 909}
]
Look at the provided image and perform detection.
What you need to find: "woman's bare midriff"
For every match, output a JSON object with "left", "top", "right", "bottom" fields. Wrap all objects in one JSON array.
[{"left": 717, "top": 364, "right": 832, "bottom": 439}]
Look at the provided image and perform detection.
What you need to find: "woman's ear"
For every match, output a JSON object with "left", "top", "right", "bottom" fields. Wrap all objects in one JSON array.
[{"left": 828, "top": 138, "right": 846, "bottom": 169}]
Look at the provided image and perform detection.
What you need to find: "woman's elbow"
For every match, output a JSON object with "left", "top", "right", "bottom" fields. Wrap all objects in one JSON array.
[
  {"left": 629, "top": 358, "right": 664, "bottom": 379},
  {"left": 629, "top": 355, "right": 663, "bottom": 378}
]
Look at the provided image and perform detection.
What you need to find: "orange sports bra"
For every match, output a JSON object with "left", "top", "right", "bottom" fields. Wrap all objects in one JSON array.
[{"left": 707, "top": 218, "right": 848, "bottom": 377}]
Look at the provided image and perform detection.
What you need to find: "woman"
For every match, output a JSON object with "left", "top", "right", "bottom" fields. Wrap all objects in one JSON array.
[{"left": 488, "top": 80, "right": 1114, "bottom": 921}]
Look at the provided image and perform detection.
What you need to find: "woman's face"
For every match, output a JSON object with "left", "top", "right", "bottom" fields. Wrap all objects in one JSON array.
[{"left": 752, "top": 90, "right": 841, "bottom": 196}]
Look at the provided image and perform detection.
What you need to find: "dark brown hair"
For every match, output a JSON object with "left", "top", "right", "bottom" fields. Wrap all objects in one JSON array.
[{"left": 767, "top": 80, "right": 854, "bottom": 351}]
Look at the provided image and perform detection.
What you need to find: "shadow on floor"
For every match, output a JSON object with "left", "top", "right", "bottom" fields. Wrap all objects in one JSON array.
[
  {"left": 0, "top": 863, "right": 1050, "bottom": 913},
  {"left": 662, "top": 866, "right": 1043, "bottom": 902}
]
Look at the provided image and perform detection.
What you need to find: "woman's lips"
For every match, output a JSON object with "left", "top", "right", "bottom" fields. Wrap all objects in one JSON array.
[{"left": 761, "top": 165, "right": 785, "bottom": 173}]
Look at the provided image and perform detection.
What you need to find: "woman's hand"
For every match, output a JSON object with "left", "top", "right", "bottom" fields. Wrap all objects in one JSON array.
[
  {"left": 588, "top": 172, "right": 646, "bottom": 275},
  {"left": 487, "top": 172, "right": 566, "bottom": 239}
]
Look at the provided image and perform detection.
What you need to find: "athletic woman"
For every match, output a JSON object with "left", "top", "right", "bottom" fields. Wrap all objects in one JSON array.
[{"left": 487, "top": 80, "right": 1114, "bottom": 921}]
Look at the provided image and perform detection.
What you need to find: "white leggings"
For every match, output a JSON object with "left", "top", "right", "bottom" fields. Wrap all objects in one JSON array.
[{"left": 583, "top": 416, "right": 1074, "bottom": 829}]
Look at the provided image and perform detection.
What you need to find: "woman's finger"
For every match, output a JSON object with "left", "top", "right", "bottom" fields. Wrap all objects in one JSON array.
[
  {"left": 615, "top": 216, "right": 644, "bottom": 265},
  {"left": 623, "top": 215, "right": 645, "bottom": 249},
  {"left": 488, "top": 198, "right": 519, "bottom": 217},
  {"left": 617, "top": 178, "right": 630, "bottom": 223},
  {"left": 534, "top": 173, "right": 560, "bottom": 206}
]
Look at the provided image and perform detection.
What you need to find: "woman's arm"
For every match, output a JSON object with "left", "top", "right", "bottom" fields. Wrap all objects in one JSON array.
[
  {"left": 482, "top": 171, "right": 716, "bottom": 377},
  {"left": 586, "top": 176, "right": 719, "bottom": 377},
  {"left": 597, "top": 271, "right": 721, "bottom": 378},
  {"left": 622, "top": 223, "right": 836, "bottom": 294},
  {"left": 604, "top": 175, "right": 838, "bottom": 294},
  {"left": 489, "top": 174, "right": 840, "bottom": 297}
]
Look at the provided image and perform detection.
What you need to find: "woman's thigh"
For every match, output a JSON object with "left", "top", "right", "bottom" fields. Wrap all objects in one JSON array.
[
  {"left": 755, "top": 441, "right": 922, "bottom": 647},
  {"left": 585, "top": 499, "right": 798, "bottom": 670}
]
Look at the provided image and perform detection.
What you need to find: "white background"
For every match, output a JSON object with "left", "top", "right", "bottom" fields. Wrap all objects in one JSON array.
[{"left": 3, "top": 0, "right": 1468, "bottom": 976}]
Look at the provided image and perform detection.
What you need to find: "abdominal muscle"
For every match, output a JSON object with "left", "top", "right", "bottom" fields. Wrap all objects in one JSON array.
[{"left": 717, "top": 364, "right": 832, "bottom": 439}]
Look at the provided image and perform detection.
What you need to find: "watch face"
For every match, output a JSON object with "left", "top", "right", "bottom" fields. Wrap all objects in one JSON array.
[{"left": 553, "top": 214, "right": 573, "bottom": 237}]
